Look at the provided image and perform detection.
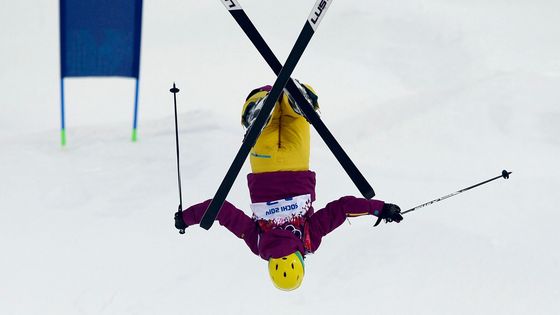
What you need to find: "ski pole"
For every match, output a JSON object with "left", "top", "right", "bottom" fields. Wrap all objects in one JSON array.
[
  {"left": 401, "top": 170, "right": 512, "bottom": 215},
  {"left": 170, "top": 83, "right": 185, "bottom": 234}
]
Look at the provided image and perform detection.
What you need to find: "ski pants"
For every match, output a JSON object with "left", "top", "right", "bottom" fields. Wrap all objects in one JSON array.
[{"left": 242, "top": 89, "right": 312, "bottom": 174}]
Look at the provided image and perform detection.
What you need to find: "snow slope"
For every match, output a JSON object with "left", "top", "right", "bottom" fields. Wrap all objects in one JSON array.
[{"left": 1, "top": 0, "right": 559, "bottom": 314}]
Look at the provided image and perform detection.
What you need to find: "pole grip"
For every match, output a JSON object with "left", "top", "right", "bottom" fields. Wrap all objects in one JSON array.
[{"left": 178, "top": 205, "right": 185, "bottom": 235}]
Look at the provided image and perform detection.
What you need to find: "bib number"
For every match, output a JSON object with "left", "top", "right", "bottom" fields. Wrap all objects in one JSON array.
[{"left": 251, "top": 194, "right": 311, "bottom": 223}]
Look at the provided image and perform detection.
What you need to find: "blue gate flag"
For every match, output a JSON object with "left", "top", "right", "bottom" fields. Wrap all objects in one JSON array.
[
  {"left": 60, "top": 0, "right": 143, "bottom": 78},
  {"left": 59, "top": 0, "right": 143, "bottom": 145}
]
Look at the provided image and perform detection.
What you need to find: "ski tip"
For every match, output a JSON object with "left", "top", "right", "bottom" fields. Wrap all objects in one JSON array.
[
  {"left": 200, "top": 220, "right": 214, "bottom": 230},
  {"left": 502, "top": 170, "right": 512, "bottom": 179},
  {"left": 363, "top": 189, "right": 376, "bottom": 199}
]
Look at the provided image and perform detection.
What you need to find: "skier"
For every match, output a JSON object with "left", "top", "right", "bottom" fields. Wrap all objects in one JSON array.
[{"left": 174, "top": 81, "right": 403, "bottom": 291}]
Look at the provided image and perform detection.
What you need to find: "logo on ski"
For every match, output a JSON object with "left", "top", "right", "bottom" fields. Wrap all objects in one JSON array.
[
  {"left": 221, "top": 0, "right": 241, "bottom": 10},
  {"left": 309, "top": 0, "right": 332, "bottom": 29}
]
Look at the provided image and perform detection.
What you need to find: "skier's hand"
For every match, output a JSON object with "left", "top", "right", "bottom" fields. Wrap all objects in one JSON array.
[
  {"left": 374, "top": 203, "right": 403, "bottom": 226},
  {"left": 382, "top": 203, "right": 403, "bottom": 223},
  {"left": 174, "top": 210, "right": 188, "bottom": 231}
]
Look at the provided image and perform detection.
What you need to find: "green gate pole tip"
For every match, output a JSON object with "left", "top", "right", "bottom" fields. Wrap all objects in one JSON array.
[
  {"left": 131, "top": 128, "right": 138, "bottom": 142},
  {"left": 61, "top": 129, "right": 67, "bottom": 146}
]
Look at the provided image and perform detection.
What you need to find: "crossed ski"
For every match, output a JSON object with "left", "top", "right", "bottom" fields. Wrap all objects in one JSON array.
[
  {"left": 201, "top": 0, "right": 374, "bottom": 229},
  {"left": 222, "top": 0, "right": 375, "bottom": 199}
]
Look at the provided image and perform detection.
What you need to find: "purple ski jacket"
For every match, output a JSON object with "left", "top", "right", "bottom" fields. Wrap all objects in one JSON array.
[{"left": 182, "top": 170, "right": 385, "bottom": 261}]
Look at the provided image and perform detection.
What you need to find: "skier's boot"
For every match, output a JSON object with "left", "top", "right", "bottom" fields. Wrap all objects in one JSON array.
[
  {"left": 285, "top": 79, "right": 320, "bottom": 118},
  {"left": 242, "top": 85, "right": 273, "bottom": 129}
]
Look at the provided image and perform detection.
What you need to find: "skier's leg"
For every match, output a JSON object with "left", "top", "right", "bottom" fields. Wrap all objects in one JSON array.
[
  {"left": 270, "top": 83, "right": 319, "bottom": 172},
  {"left": 273, "top": 92, "right": 311, "bottom": 171},
  {"left": 242, "top": 86, "right": 284, "bottom": 174},
  {"left": 242, "top": 84, "right": 318, "bottom": 174},
  {"left": 249, "top": 104, "right": 284, "bottom": 173}
]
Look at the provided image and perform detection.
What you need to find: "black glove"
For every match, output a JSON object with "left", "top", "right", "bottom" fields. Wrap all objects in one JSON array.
[
  {"left": 174, "top": 209, "right": 188, "bottom": 232},
  {"left": 374, "top": 203, "right": 403, "bottom": 226}
]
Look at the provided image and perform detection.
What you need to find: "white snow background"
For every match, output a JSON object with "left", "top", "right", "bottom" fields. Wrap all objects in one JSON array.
[{"left": 1, "top": 0, "right": 559, "bottom": 314}]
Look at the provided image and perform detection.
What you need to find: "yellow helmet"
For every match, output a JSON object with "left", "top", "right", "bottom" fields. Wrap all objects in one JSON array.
[{"left": 268, "top": 251, "right": 305, "bottom": 291}]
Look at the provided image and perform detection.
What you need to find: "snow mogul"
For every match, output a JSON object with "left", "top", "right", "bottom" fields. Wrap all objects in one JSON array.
[{"left": 174, "top": 81, "right": 403, "bottom": 291}]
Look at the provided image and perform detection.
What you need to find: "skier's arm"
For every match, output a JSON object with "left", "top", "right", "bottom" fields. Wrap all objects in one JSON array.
[
  {"left": 308, "top": 196, "right": 385, "bottom": 239},
  {"left": 180, "top": 200, "right": 259, "bottom": 255}
]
